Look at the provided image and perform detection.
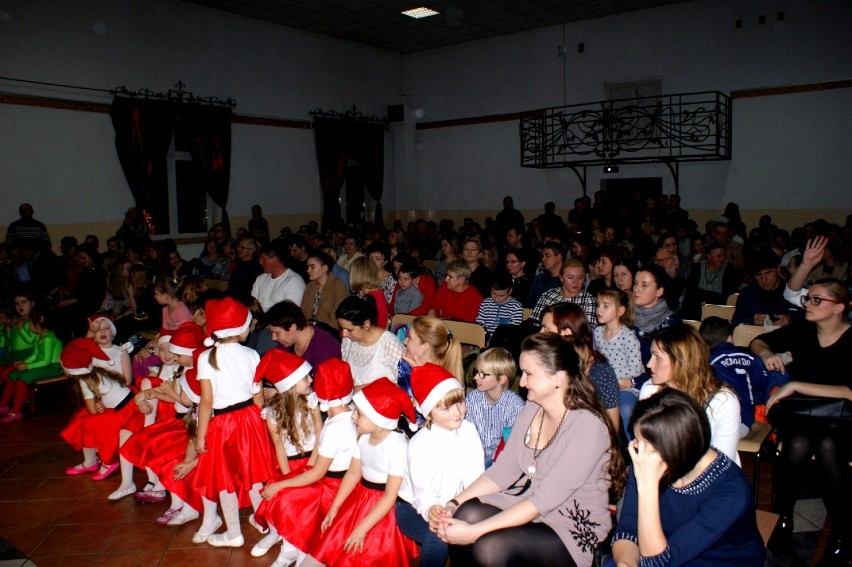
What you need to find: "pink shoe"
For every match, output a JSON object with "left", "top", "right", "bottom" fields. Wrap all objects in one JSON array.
[
  {"left": 156, "top": 506, "right": 182, "bottom": 526},
  {"left": 92, "top": 463, "right": 119, "bottom": 481},
  {"left": 65, "top": 462, "right": 99, "bottom": 476},
  {"left": 0, "top": 412, "right": 22, "bottom": 424}
]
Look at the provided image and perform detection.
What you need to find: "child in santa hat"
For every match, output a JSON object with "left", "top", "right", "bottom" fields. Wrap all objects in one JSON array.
[
  {"left": 59, "top": 337, "right": 145, "bottom": 500},
  {"left": 190, "top": 298, "right": 275, "bottom": 548},
  {"left": 254, "top": 358, "right": 359, "bottom": 566},
  {"left": 396, "top": 363, "right": 485, "bottom": 567},
  {"left": 301, "top": 377, "right": 419, "bottom": 567}
]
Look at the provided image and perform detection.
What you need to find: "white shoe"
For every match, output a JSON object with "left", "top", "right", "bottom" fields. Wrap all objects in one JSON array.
[
  {"left": 248, "top": 513, "right": 269, "bottom": 534},
  {"left": 251, "top": 534, "right": 282, "bottom": 557},
  {"left": 107, "top": 484, "right": 137, "bottom": 501},
  {"left": 271, "top": 546, "right": 299, "bottom": 567},
  {"left": 192, "top": 516, "right": 222, "bottom": 544},
  {"left": 207, "top": 532, "right": 244, "bottom": 547},
  {"left": 167, "top": 507, "right": 200, "bottom": 526}
]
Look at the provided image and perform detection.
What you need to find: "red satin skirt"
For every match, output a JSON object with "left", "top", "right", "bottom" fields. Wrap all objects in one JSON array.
[
  {"left": 60, "top": 401, "right": 145, "bottom": 465},
  {"left": 120, "top": 415, "right": 203, "bottom": 511},
  {"left": 190, "top": 405, "right": 275, "bottom": 507},
  {"left": 309, "top": 481, "right": 419, "bottom": 567},
  {"left": 253, "top": 456, "right": 323, "bottom": 550}
]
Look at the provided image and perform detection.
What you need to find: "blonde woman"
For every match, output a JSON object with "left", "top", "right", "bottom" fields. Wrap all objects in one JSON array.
[
  {"left": 402, "top": 316, "right": 463, "bottom": 380},
  {"left": 640, "top": 325, "right": 744, "bottom": 464}
]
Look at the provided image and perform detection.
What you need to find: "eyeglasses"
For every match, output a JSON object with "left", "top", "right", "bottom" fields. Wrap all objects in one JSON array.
[
  {"left": 800, "top": 295, "right": 841, "bottom": 307},
  {"left": 474, "top": 371, "right": 494, "bottom": 377}
]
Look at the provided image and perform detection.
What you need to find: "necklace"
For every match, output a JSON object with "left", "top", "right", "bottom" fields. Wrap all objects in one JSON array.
[
  {"left": 702, "top": 262, "right": 722, "bottom": 286},
  {"left": 527, "top": 407, "right": 569, "bottom": 477}
]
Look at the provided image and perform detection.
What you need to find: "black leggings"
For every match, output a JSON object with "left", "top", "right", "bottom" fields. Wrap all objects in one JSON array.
[
  {"left": 447, "top": 499, "right": 577, "bottom": 567},
  {"left": 774, "top": 425, "right": 850, "bottom": 538}
]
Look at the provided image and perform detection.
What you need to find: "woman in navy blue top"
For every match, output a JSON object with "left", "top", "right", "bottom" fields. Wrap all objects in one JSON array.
[{"left": 610, "top": 389, "right": 765, "bottom": 567}]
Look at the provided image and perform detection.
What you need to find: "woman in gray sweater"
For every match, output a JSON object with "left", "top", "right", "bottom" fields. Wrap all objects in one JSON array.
[{"left": 437, "top": 333, "right": 625, "bottom": 567}]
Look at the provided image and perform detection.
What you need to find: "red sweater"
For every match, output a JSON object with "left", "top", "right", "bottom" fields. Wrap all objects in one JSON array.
[{"left": 431, "top": 283, "right": 482, "bottom": 322}]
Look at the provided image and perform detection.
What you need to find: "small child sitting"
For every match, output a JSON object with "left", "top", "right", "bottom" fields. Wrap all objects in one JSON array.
[
  {"left": 699, "top": 317, "right": 779, "bottom": 428},
  {"left": 393, "top": 262, "right": 424, "bottom": 315},
  {"left": 475, "top": 273, "right": 523, "bottom": 336},
  {"left": 465, "top": 347, "right": 525, "bottom": 468}
]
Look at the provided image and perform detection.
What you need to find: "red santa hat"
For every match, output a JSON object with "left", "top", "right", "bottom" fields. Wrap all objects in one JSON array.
[
  {"left": 410, "top": 363, "right": 463, "bottom": 417},
  {"left": 88, "top": 313, "right": 116, "bottom": 337},
  {"left": 169, "top": 322, "right": 207, "bottom": 357},
  {"left": 254, "top": 350, "right": 312, "bottom": 393},
  {"left": 352, "top": 377, "right": 416, "bottom": 431},
  {"left": 61, "top": 338, "right": 112, "bottom": 375},
  {"left": 181, "top": 365, "right": 202, "bottom": 402},
  {"left": 203, "top": 298, "right": 252, "bottom": 347},
  {"left": 313, "top": 359, "right": 354, "bottom": 412}
]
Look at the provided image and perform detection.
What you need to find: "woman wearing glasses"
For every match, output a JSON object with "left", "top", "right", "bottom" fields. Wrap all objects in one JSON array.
[
  {"left": 750, "top": 278, "right": 852, "bottom": 564},
  {"left": 437, "top": 333, "right": 625, "bottom": 567}
]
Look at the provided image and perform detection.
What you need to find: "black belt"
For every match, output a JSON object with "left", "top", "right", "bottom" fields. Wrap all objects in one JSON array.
[
  {"left": 289, "top": 451, "right": 312, "bottom": 461},
  {"left": 325, "top": 469, "right": 346, "bottom": 479},
  {"left": 114, "top": 392, "right": 134, "bottom": 411},
  {"left": 213, "top": 398, "right": 254, "bottom": 417},
  {"left": 360, "top": 478, "right": 386, "bottom": 491}
]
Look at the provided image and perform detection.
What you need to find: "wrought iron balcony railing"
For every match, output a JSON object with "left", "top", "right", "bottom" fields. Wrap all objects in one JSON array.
[{"left": 519, "top": 91, "right": 731, "bottom": 169}]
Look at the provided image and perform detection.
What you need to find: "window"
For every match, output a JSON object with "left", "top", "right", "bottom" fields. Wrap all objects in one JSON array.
[{"left": 605, "top": 79, "right": 662, "bottom": 146}]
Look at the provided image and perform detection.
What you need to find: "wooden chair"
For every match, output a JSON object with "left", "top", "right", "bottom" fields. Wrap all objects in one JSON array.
[
  {"left": 204, "top": 278, "right": 229, "bottom": 291},
  {"left": 726, "top": 293, "right": 740, "bottom": 306},
  {"left": 389, "top": 313, "right": 416, "bottom": 330},
  {"left": 732, "top": 324, "right": 764, "bottom": 348},
  {"left": 421, "top": 259, "right": 437, "bottom": 270},
  {"left": 522, "top": 308, "right": 531, "bottom": 321},
  {"left": 443, "top": 320, "right": 487, "bottom": 348},
  {"left": 737, "top": 421, "right": 772, "bottom": 506},
  {"left": 683, "top": 319, "right": 701, "bottom": 331},
  {"left": 28, "top": 375, "right": 75, "bottom": 415},
  {"left": 701, "top": 304, "right": 735, "bottom": 322}
]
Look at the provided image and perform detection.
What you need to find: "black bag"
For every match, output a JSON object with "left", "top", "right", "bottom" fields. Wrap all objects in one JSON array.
[{"left": 768, "top": 394, "right": 852, "bottom": 431}]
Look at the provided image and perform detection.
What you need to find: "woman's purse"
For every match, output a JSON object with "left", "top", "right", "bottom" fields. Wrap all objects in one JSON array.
[{"left": 768, "top": 394, "right": 852, "bottom": 431}]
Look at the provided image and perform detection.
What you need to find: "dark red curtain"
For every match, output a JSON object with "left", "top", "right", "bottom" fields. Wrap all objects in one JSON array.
[
  {"left": 109, "top": 97, "right": 176, "bottom": 233},
  {"left": 314, "top": 118, "right": 348, "bottom": 231},
  {"left": 185, "top": 106, "right": 233, "bottom": 234},
  {"left": 351, "top": 123, "right": 385, "bottom": 228}
]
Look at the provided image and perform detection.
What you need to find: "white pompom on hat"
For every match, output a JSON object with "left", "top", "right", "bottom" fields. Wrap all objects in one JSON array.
[
  {"left": 352, "top": 377, "right": 416, "bottom": 431},
  {"left": 254, "top": 350, "right": 312, "bottom": 393},
  {"left": 61, "top": 338, "right": 112, "bottom": 375},
  {"left": 203, "top": 297, "right": 252, "bottom": 347},
  {"left": 410, "top": 363, "right": 463, "bottom": 417},
  {"left": 313, "top": 359, "right": 354, "bottom": 412}
]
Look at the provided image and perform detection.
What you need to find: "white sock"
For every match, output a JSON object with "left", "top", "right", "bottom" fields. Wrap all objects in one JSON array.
[
  {"left": 249, "top": 482, "right": 263, "bottom": 511},
  {"left": 199, "top": 497, "right": 219, "bottom": 533},
  {"left": 144, "top": 469, "right": 165, "bottom": 491},
  {"left": 143, "top": 398, "right": 159, "bottom": 426},
  {"left": 171, "top": 493, "right": 186, "bottom": 510},
  {"left": 117, "top": 430, "right": 135, "bottom": 489},
  {"left": 220, "top": 490, "right": 242, "bottom": 539},
  {"left": 256, "top": 527, "right": 280, "bottom": 550},
  {"left": 82, "top": 447, "right": 97, "bottom": 467}
]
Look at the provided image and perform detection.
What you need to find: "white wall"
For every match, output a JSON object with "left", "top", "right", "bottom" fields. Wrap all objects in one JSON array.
[
  {"left": 402, "top": 0, "right": 852, "bottom": 221},
  {"left": 0, "top": 0, "right": 402, "bottom": 235}
]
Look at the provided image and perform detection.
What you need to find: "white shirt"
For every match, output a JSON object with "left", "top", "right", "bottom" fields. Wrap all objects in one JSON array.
[
  {"left": 318, "top": 410, "right": 359, "bottom": 473},
  {"left": 359, "top": 430, "right": 408, "bottom": 484},
  {"left": 398, "top": 420, "right": 484, "bottom": 520},
  {"left": 79, "top": 375, "right": 132, "bottom": 408},
  {"left": 639, "top": 383, "right": 744, "bottom": 466},
  {"left": 251, "top": 270, "right": 306, "bottom": 312},
  {"left": 340, "top": 331, "right": 405, "bottom": 386},
  {"left": 93, "top": 344, "right": 124, "bottom": 372},
  {"left": 197, "top": 342, "right": 261, "bottom": 409}
]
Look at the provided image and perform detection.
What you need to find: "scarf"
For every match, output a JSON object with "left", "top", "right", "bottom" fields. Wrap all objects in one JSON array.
[{"left": 635, "top": 299, "right": 674, "bottom": 334}]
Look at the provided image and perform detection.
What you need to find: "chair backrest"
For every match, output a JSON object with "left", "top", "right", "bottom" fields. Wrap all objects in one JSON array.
[
  {"left": 443, "top": 320, "right": 487, "bottom": 348},
  {"left": 701, "top": 304, "right": 735, "bottom": 322},
  {"left": 683, "top": 319, "right": 701, "bottom": 331},
  {"left": 422, "top": 259, "right": 437, "bottom": 270},
  {"left": 726, "top": 293, "right": 740, "bottom": 306},
  {"left": 204, "top": 278, "right": 229, "bottom": 291},
  {"left": 522, "top": 308, "right": 532, "bottom": 321},
  {"left": 389, "top": 313, "right": 416, "bottom": 330},
  {"left": 732, "top": 324, "right": 764, "bottom": 348}
]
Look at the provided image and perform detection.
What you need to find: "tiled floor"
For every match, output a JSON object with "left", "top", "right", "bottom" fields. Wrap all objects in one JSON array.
[{"left": 0, "top": 396, "right": 832, "bottom": 566}]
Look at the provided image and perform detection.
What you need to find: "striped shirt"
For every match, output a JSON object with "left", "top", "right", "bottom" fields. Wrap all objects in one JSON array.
[
  {"left": 465, "top": 388, "right": 525, "bottom": 461},
  {"left": 476, "top": 297, "right": 523, "bottom": 334}
]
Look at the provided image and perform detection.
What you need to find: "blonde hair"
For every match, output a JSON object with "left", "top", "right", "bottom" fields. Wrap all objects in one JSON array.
[
  {"left": 263, "top": 387, "right": 312, "bottom": 454},
  {"left": 411, "top": 316, "right": 463, "bottom": 379},
  {"left": 597, "top": 288, "right": 635, "bottom": 327},
  {"left": 349, "top": 256, "right": 380, "bottom": 294},
  {"left": 652, "top": 325, "right": 724, "bottom": 407},
  {"left": 425, "top": 388, "right": 466, "bottom": 429},
  {"left": 475, "top": 347, "right": 517, "bottom": 388}
]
